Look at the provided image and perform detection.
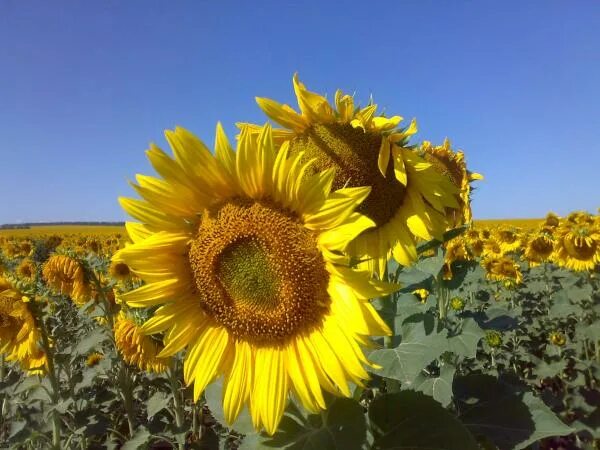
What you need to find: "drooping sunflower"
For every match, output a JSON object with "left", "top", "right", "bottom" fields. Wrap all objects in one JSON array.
[
  {"left": 419, "top": 139, "right": 482, "bottom": 227},
  {"left": 481, "top": 255, "right": 523, "bottom": 284},
  {"left": 240, "top": 74, "right": 459, "bottom": 275},
  {"left": 113, "top": 123, "right": 395, "bottom": 434},
  {"left": 109, "top": 260, "right": 132, "bottom": 281},
  {"left": 482, "top": 237, "right": 506, "bottom": 258},
  {"left": 443, "top": 236, "right": 473, "bottom": 279},
  {"left": 86, "top": 352, "right": 104, "bottom": 367},
  {"left": 523, "top": 231, "right": 554, "bottom": 267},
  {"left": 42, "top": 254, "right": 91, "bottom": 306},
  {"left": 543, "top": 212, "right": 560, "bottom": 230},
  {"left": 114, "top": 311, "right": 169, "bottom": 373},
  {"left": 0, "top": 278, "right": 47, "bottom": 373},
  {"left": 552, "top": 220, "right": 600, "bottom": 271}
]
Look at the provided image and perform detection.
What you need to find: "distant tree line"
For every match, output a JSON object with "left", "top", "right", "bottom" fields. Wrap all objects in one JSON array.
[{"left": 0, "top": 222, "right": 125, "bottom": 229}]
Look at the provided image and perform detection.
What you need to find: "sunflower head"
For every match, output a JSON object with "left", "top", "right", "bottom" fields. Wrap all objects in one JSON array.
[
  {"left": 485, "top": 330, "right": 502, "bottom": 348},
  {"left": 86, "top": 352, "right": 104, "bottom": 367},
  {"left": 412, "top": 288, "right": 429, "bottom": 303},
  {"left": 549, "top": 331, "right": 566, "bottom": 347},
  {"left": 241, "top": 74, "right": 460, "bottom": 274},
  {"left": 42, "top": 254, "right": 91, "bottom": 306},
  {"left": 109, "top": 260, "right": 131, "bottom": 281},
  {"left": 523, "top": 232, "right": 554, "bottom": 267},
  {"left": 495, "top": 227, "right": 522, "bottom": 253},
  {"left": 544, "top": 212, "right": 560, "bottom": 229},
  {"left": 0, "top": 281, "right": 46, "bottom": 373},
  {"left": 482, "top": 255, "right": 523, "bottom": 284},
  {"left": 114, "top": 312, "right": 170, "bottom": 373},
  {"left": 450, "top": 296, "right": 465, "bottom": 311},
  {"left": 552, "top": 221, "right": 600, "bottom": 271},
  {"left": 420, "top": 139, "right": 482, "bottom": 227},
  {"left": 17, "top": 259, "right": 37, "bottom": 281},
  {"left": 113, "top": 123, "right": 397, "bottom": 434}
]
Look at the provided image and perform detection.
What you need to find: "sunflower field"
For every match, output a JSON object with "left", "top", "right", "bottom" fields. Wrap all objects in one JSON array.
[{"left": 1, "top": 76, "right": 599, "bottom": 450}]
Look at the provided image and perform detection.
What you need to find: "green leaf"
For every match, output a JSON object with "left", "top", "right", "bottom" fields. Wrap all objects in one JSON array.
[
  {"left": 72, "top": 328, "right": 110, "bottom": 360},
  {"left": 369, "top": 391, "right": 478, "bottom": 450},
  {"left": 414, "top": 249, "right": 445, "bottom": 278},
  {"left": 454, "top": 374, "right": 574, "bottom": 450},
  {"left": 368, "top": 322, "right": 447, "bottom": 385},
  {"left": 412, "top": 365, "right": 456, "bottom": 407},
  {"left": 121, "top": 428, "right": 151, "bottom": 450},
  {"left": 146, "top": 391, "right": 170, "bottom": 418},
  {"left": 447, "top": 318, "right": 485, "bottom": 359},
  {"left": 258, "top": 398, "right": 366, "bottom": 450}
]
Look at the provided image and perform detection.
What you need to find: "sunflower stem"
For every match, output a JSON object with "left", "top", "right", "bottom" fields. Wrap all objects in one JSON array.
[
  {"left": 168, "top": 364, "right": 185, "bottom": 450},
  {"left": 37, "top": 306, "right": 62, "bottom": 449}
]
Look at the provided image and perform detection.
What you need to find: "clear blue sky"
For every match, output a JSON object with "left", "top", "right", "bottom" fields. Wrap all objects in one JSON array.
[{"left": 1, "top": 1, "right": 599, "bottom": 224}]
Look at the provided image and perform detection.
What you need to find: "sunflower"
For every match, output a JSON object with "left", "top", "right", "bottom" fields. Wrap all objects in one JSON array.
[
  {"left": 420, "top": 139, "right": 482, "bottom": 227},
  {"left": 443, "top": 236, "right": 472, "bottom": 279},
  {"left": 481, "top": 255, "right": 523, "bottom": 284},
  {"left": 86, "top": 352, "right": 104, "bottom": 367},
  {"left": 109, "top": 260, "right": 132, "bottom": 281},
  {"left": 482, "top": 238, "right": 505, "bottom": 258},
  {"left": 495, "top": 227, "right": 522, "bottom": 254},
  {"left": 114, "top": 311, "right": 169, "bottom": 373},
  {"left": 543, "top": 212, "right": 560, "bottom": 229},
  {"left": 552, "top": 220, "right": 600, "bottom": 271},
  {"left": 42, "top": 254, "right": 91, "bottom": 306},
  {"left": 523, "top": 231, "right": 554, "bottom": 267},
  {"left": 240, "top": 74, "right": 459, "bottom": 275},
  {"left": 113, "top": 123, "right": 396, "bottom": 434},
  {"left": 549, "top": 332, "right": 566, "bottom": 347},
  {"left": 0, "top": 278, "right": 46, "bottom": 373},
  {"left": 17, "top": 259, "right": 36, "bottom": 281}
]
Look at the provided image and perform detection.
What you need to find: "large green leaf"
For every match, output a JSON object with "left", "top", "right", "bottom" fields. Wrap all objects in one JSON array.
[
  {"left": 368, "top": 391, "right": 478, "bottom": 450},
  {"left": 411, "top": 365, "right": 456, "bottom": 407},
  {"left": 454, "top": 374, "right": 574, "bottom": 450},
  {"left": 446, "top": 318, "right": 485, "bottom": 359},
  {"left": 368, "top": 322, "right": 447, "bottom": 385}
]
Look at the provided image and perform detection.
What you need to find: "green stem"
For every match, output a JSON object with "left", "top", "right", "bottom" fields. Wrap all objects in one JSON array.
[
  {"left": 168, "top": 365, "right": 185, "bottom": 450},
  {"left": 37, "top": 311, "right": 62, "bottom": 449}
]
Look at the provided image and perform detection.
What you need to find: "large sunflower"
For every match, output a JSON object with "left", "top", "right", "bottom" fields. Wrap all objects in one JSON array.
[
  {"left": 420, "top": 139, "right": 482, "bottom": 226},
  {"left": 240, "top": 74, "right": 459, "bottom": 275},
  {"left": 523, "top": 231, "right": 554, "bottom": 267},
  {"left": 0, "top": 278, "right": 46, "bottom": 373},
  {"left": 112, "top": 124, "right": 396, "bottom": 434},
  {"left": 42, "top": 254, "right": 91, "bottom": 306},
  {"left": 552, "top": 219, "right": 600, "bottom": 271}
]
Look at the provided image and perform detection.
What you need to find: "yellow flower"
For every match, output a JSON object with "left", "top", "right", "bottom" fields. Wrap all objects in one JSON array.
[
  {"left": 420, "top": 139, "right": 482, "bottom": 227},
  {"left": 482, "top": 255, "right": 523, "bottom": 284},
  {"left": 552, "top": 220, "right": 600, "bottom": 272},
  {"left": 549, "top": 332, "right": 566, "bottom": 347},
  {"left": 523, "top": 232, "right": 554, "bottom": 267},
  {"left": 114, "top": 312, "right": 169, "bottom": 373},
  {"left": 450, "top": 297, "right": 465, "bottom": 311},
  {"left": 0, "top": 279, "right": 47, "bottom": 373},
  {"left": 113, "top": 123, "right": 396, "bottom": 435},
  {"left": 543, "top": 212, "right": 560, "bottom": 229},
  {"left": 412, "top": 288, "right": 429, "bottom": 303},
  {"left": 240, "top": 74, "right": 459, "bottom": 275},
  {"left": 485, "top": 331, "right": 502, "bottom": 348},
  {"left": 16, "top": 259, "right": 36, "bottom": 281},
  {"left": 86, "top": 352, "right": 104, "bottom": 367},
  {"left": 443, "top": 236, "right": 472, "bottom": 279},
  {"left": 109, "top": 260, "right": 131, "bottom": 281},
  {"left": 482, "top": 238, "right": 505, "bottom": 258},
  {"left": 495, "top": 227, "right": 522, "bottom": 254},
  {"left": 42, "top": 255, "right": 91, "bottom": 306}
]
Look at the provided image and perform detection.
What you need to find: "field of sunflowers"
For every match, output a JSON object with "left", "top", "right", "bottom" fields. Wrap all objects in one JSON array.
[{"left": 1, "top": 77, "right": 599, "bottom": 450}]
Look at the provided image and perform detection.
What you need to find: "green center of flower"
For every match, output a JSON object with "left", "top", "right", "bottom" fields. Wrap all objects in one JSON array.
[
  {"left": 188, "top": 199, "right": 330, "bottom": 344},
  {"left": 216, "top": 238, "right": 281, "bottom": 312},
  {"left": 289, "top": 123, "right": 406, "bottom": 227}
]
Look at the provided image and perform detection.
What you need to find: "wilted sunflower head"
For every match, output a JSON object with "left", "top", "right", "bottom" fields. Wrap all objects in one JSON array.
[
  {"left": 420, "top": 139, "right": 482, "bottom": 227},
  {"left": 566, "top": 211, "right": 594, "bottom": 226},
  {"left": 482, "top": 255, "right": 523, "bottom": 284},
  {"left": 113, "top": 123, "right": 397, "bottom": 435},
  {"left": 523, "top": 232, "right": 554, "bottom": 267},
  {"left": 552, "top": 221, "right": 600, "bottom": 272},
  {"left": 239, "top": 74, "right": 460, "bottom": 275},
  {"left": 42, "top": 254, "right": 91, "bottom": 305}
]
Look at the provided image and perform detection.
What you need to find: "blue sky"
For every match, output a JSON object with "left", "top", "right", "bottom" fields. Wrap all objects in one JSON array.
[{"left": 1, "top": 1, "right": 599, "bottom": 223}]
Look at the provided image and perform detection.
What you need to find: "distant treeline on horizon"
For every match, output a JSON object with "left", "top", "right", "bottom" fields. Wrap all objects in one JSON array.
[{"left": 0, "top": 222, "right": 126, "bottom": 229}]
